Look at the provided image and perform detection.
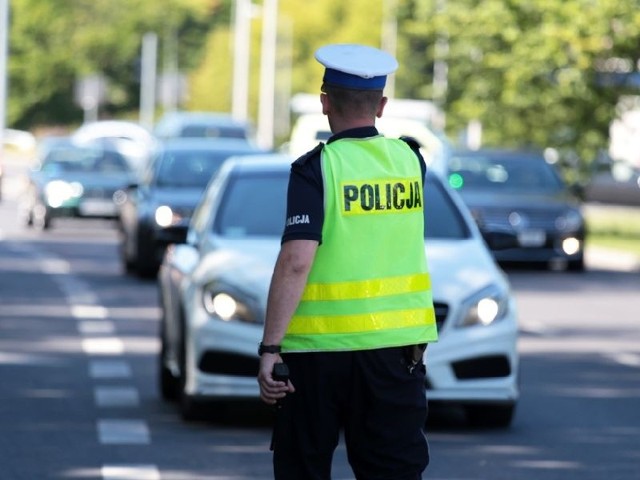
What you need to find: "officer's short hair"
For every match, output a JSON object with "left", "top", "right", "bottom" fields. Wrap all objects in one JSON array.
[{"left": 321, "top": 83, "right": 383, "bottom": 118}]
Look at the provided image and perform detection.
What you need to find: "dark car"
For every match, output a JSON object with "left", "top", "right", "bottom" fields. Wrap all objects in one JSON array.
[
  {"left": 584, "top": 159, "right": 640, "bottom": 206},
  {"left": 446, "top": 149, "right": 586, "bottom": 271},
  {"left": 19, "top": 140, "right": 138, "bottom": 230},
  {"left": 118, "top": 138, "right": 266, "bottom": 277},
  {"left": 153, "top": 111, "right": 255, "bottom": 144}
]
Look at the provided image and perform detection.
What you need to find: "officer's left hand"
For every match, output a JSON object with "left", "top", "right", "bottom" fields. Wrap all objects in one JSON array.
[{"left": 258, "top": 354, "right": 295, "bottom": 405}]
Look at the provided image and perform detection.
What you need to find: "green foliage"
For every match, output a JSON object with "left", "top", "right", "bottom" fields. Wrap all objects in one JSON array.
[
  {"left": 5, "top": 0, "right": 640, "bottom": 179},
  {"left": 7, "top": 0, "right": 219, "bottom": 128},
  {"left": 398, "top": 0, "right": 640, "bottom": 182}
]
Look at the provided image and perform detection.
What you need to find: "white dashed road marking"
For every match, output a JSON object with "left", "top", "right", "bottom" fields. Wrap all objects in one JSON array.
[
  {"left": 89, "top": 360, "right": 133, "bottom": 379},
  {"left": 97, "top": 419, "right": 151, "bottom": 445},
  {"left": 82, "top": 337, "right": 125, "bottom": 355},
  {"left": 78, "top": 320, "right": 116, "bottom": 335},
  {"left": 72, "top": 305, "right": 109, "bottom": 319},
  {"left": 94, "top": 386, "right": 140, "bottom": 408},
  {"left": 101, "top": 465, "right": 160, "bottom": 480},
  {"left": 16, "top": 245, "right": 159, "bottom": 476}
]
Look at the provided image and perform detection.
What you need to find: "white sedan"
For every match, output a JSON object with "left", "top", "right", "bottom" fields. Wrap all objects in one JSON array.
[{"left": 158, "top": 153, "right": 520, "bottom": 427}]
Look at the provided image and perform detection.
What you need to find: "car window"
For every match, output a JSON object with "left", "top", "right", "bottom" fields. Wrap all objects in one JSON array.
[
  {"left": 424, "top": 179, "right": 470, "bottom": 239},
  {"left": 43, "top": 147, "right": 131, "bottom": 174},
  {"left": 155, "top": 150, "right": 236, "bottom": 188},
  {"left": 448, "top": 154, "right": 564, "bottom": 193},
  {"left": 214, "top": 173, "right": 288, "bottom": 237},
  {"left": 213, "top": 172, "right": 470, "bottom": 240}
]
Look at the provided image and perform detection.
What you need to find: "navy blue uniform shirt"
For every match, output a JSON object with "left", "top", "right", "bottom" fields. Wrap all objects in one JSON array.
[{"left": 282, "top": 126, "right": 426, "bottom": 244}]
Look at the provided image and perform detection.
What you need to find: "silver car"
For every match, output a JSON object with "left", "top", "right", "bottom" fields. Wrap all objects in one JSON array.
[{"left": 158, "top": 154, "right": 520, "bottom": 427}]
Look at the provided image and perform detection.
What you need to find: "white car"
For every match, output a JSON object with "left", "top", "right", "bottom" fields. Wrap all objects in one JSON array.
[{"left": 158, "top": 153, "right": 520, "bottom": 427}]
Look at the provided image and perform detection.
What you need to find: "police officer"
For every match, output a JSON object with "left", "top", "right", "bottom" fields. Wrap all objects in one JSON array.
[{"left": 258, "top": 43, "right": 439, "bottom": 480}]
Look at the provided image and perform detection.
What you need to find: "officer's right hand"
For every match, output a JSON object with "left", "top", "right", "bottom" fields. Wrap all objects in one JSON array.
[{"left": 258, "top": 353, "right": 295, "bottom": 405}]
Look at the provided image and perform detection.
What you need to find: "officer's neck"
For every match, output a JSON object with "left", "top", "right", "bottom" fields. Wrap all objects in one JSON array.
[{"left": 329, "top": 115, "right": 378, "bottom": 135}]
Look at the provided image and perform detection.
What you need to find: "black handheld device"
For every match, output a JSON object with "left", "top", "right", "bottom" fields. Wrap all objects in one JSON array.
[
  {"left": 272, "top": 362, "right": 289, "bottom": 382},
  {"left": 272, "top": 362, "right": 289, "bottom": 410}
]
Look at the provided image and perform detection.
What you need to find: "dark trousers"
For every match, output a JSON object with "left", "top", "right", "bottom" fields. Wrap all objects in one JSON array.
[{"left": 272, "top": 347, "right": 429, "bottom": 480}]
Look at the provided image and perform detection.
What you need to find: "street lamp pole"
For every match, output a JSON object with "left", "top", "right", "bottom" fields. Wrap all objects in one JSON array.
[
  {"left": 0, "top": 0, "right": 9, "bottom": 151},
  {"left": 257, "top": 0, "right": 277, "bottom": 149},
  {"left": 232, "top": 0, "right": 252, "bottom": 122}
]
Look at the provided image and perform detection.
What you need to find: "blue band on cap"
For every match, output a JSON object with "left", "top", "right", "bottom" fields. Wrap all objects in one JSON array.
[{"left": 323, "top": 68, "right": 387, "bottom": 90}]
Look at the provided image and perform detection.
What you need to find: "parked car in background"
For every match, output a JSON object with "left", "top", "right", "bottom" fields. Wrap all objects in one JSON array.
[
  {"left": 446, "top": 149, "right": 586, "bottom": 271},
  {"left": 19, "top": 140, "right": 138, "bottom": 230},
  {"left": 158, "top": 153, "right": 520, "bottom": 427},
  {"left": 118, "top": 138, "right": 266, "bottom": 278},
  {"left": 153, "top": 111, "right": 255, "bottom": 144},
  {"left": 72, "top": 120, "right": 157, "bottom": 176},
  {"left": 287, "top": 113, "right": 448, "bottom": 175},
  {"left": 584, "top": 158, "right": 640, "bottom": 206}
]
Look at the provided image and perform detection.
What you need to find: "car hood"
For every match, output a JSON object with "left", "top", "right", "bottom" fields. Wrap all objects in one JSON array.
[
  {"left": 459, "top": 190, "right": 578, "bottom": 210},
  {"left": 192, "top": 236, "right": 507, "bottom": 314}
]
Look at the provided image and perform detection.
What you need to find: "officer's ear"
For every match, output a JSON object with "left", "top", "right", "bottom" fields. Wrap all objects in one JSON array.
[
  {"left": 376, "top": 95, "right": 388, "bottom": 118},
  {"left": 320, "top": 92, "right": 330, "bottom": 115}
]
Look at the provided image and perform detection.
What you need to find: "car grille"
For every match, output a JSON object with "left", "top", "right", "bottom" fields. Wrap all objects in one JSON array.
[
  {"left": 83, "top": 187, "right": 118, "bottom": 199},
  {"left": 452, "top": 355, "right": 511, "bottom": 379}
]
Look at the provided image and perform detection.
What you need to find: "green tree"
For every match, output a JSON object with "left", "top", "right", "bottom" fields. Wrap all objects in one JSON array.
[
  {"left": 8, "top": 0, "right": 218, "bottom": 129},
  {"left": 398, "top": 0, "right": 640, "bottom": 181}
]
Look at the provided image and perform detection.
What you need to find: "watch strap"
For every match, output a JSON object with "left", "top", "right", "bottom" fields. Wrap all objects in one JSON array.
[{"left": 258, "top": 342, "right": 282, "bottom": 355}]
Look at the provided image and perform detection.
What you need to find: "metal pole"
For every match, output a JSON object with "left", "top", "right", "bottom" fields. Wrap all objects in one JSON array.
[
  {"left": 257, "top": 0, "right": 277, "bottom": 149},
  {"left": 232, "top": 0, "right": 251, "bottom": 122},
  {"left": 140, "top": 32, "right": 158, "bottom": 130},
  {"left": 381, "top": 0, "right": 397, "bottom": 98},
  {"left": 0, "top": 0, "right": 9, "bottom": 151}
]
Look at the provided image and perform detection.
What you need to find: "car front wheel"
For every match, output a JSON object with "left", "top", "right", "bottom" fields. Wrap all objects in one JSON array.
[
  {"left": 158, "top": 321, "right": 180, "bottom": 401},
  {"left": 178, "top": 329, "right": 204, "bottom": 421}
]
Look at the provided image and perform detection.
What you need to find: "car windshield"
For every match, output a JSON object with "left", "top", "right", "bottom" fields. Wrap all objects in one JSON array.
[
  {"left": 155, "top": 150, "right": 239, "bottom": 188},
  {"left": 42, "top": 147, "right": 132, "bottom": 174},
  {"left": 213, "top": 172, "right": 470, "bottom": 239},
  {"left": 448, "top": 153, "right": 564, "bottom": 194}
]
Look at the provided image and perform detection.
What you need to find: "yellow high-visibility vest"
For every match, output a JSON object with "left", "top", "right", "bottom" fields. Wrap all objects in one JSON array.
[{"left": 282, "top": 135, "right": 438, "bottom": 352}]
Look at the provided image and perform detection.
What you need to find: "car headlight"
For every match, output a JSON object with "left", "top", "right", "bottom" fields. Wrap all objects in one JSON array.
[
  {"left": 202, "top": 283, "right": 258, "bottom": 324},
  {"left": 456, "top": 284, "right": 510, "bottom": 328},
  {"left": 155, "top": 205, "right": 182, "bottom": 227},
  {"left": 44, "top": 180, "right": 83, "bottom": 207},
  {"left": 555, "top": 209, "right": 583, "bottom": 232}
]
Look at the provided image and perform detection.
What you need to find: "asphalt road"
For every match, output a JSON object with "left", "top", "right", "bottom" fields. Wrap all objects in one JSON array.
[{"left": 0, "top": 161, "right": 639, "bottom": 480}]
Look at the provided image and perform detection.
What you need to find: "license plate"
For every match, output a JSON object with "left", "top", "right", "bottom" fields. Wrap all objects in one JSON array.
[
  {"left": 79, "top": 199, "right": 117, "bottom": 216},
  {"left": 517, "top": 229, "right": 546, "bottom": 247}
]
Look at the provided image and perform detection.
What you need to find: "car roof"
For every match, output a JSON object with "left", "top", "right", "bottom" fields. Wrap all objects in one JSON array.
[
  {"left": 451, "top": 148, "right": 545, "bottom": 161},
  {"left": 222, "top": 152, "right": 443, "bottom": 181},
  {"left": 157, "top": 137, "right": 264, "bottom": 152},
  {"left": 155, "top": 111, "right": 252, "bottom": 127}
]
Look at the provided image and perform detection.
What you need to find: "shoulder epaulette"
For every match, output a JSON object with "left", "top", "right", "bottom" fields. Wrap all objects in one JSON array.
[
  {"left": 399, "top": 136, "right": 422, "bottom": 151},
  {"left": 293, "top": 142, "right": 325, "bottom": 166}
]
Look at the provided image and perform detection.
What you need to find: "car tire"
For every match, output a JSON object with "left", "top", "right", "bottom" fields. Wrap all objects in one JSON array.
[
  {"left": 567, "top": 257, "right": 585, "bottom": 272},
  {"left": 135, "top": 234, "right": 159, "bottom": 278},
  {"left": 178, "top": 329, "right": 204, "bottom": 421},
  {"left": 466, "top": 403, "right": 515, "bottom": 428},
  {"left": 158, "top": 321, "right": 180, "bottom": 402},
  {"left": 119, "top": 230, "right": 137, "bottom": 274},
  {"left": 32, "top": 203, "right": 52, "bottom": 231}
]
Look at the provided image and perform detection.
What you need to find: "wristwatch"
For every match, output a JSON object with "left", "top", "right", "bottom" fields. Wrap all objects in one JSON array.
[{"left": 258, "top": 342, "right": 282, "bottom": 355}]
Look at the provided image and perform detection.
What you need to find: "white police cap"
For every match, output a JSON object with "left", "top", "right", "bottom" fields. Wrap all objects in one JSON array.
[{"left": 315, "top": 44, "right": 398, "bottom": 90}]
